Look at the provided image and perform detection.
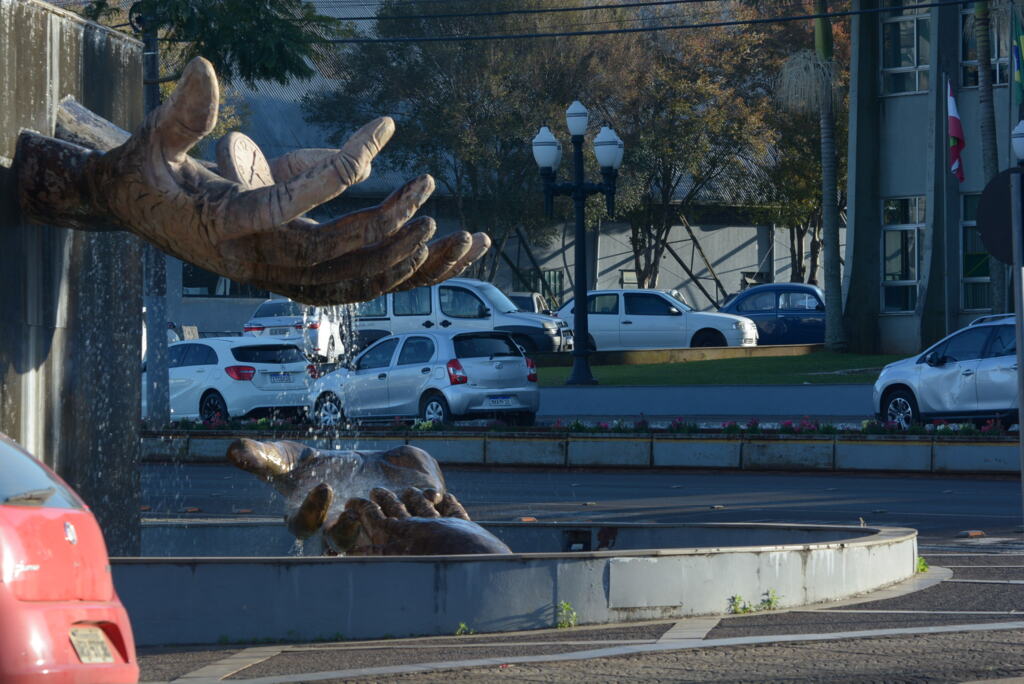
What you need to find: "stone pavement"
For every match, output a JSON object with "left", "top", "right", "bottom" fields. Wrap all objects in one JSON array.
[{"left": 139, "top": 548, "right": 1024, "bottom": 683}]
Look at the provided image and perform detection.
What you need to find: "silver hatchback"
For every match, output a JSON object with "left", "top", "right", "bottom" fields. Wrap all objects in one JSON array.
[
  {"left": 314, "top": 330, "right": 540, "bottom": 426},
  {"left": 873, "top": 317, "right": 1017, "bottom": 428}
]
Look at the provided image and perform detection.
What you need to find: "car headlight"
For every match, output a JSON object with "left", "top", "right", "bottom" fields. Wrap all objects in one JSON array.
[{"left": 732, "top": 321, "right": 744, "bottom": 330}]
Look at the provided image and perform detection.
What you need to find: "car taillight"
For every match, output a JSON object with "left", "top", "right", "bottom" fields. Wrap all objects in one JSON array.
[
  {"left": 243, "top": 324, "right": 264, "bottom": 333},
  {"left": 307, "top": 364, "right": 320, "bottom": 379},
  {"left": 306, "top": 322, "right": 320, "bottom": 329},
  {"left": 225, "top": 365, "right": 256, "bottom": 381},
  {"left": 526, "top": 357, "right": 538, "bottom": 382},
  {"left": 447, "top": 359, "right": 468, "bottom": 385},
  {"left": 294, "top": 323, "right": 304, "bottom": 330}
]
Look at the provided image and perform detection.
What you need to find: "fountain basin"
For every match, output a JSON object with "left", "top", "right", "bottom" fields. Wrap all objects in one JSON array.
[{"left": 113, "top": 522, "right": 916, "bottom": 646}]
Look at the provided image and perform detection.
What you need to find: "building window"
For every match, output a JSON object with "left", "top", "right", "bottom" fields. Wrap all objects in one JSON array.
[
  {"left": 181, "top": 264, "right": 269, "bottom": 299},
  {"left": 961, "top": 194, "right": 992, "bottom": 310},
  {"left": 881, "top": 196, "right": 925, "bottom": 313},
  {"left": 961, "top": 4, "right": 1010, "bottom": 87},
  {"left": 881, "top": 0, "right": 931, "bottom": 95}
]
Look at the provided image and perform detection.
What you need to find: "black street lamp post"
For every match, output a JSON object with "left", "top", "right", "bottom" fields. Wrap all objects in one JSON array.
[{"left": 533, "top": 102, "right": 623, "bottom": 385}]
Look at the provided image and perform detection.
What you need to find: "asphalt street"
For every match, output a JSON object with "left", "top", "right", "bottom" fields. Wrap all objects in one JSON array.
[{"left": 141, "top": 463, "right": 1024, "bottom": 544}]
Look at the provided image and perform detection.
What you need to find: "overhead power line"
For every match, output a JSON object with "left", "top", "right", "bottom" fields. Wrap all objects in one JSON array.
[
  {"left": 323, "top": 0, "right": 728, "bottom": 22},
  {"left": 324, "top": 0, "right": 969, "bottom": 43}
]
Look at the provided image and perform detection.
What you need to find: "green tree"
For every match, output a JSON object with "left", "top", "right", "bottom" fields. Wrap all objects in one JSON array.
[
  {"left": 592, "top": 3, "right": 776, "bottom": 292},
  {"left": 80, "top": 0, "right": 347, "bottom": 86},
  {"left": 302, "top": 1, "right": 587, "bottom": 283}
]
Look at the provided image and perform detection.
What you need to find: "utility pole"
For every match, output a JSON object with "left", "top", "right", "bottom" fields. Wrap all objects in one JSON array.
[{"left": 140, "top": 0, "right": 170, "bottom": 426}]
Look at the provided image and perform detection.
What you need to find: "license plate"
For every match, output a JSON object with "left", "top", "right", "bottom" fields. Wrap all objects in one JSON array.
[
  {"left": 270, "top": 372, "right": 291, "bottom": 383},
  {"left": 487, "top": 395, "right": 513, "bottom": 407},
  {"left": 69, "top": 626, "right": 114, "bottom": 664},
  {"left": 269, "top": 327, "right": 289, "bottom": 335}
]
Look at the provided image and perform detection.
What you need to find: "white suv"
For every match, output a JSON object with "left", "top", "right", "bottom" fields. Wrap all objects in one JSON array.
[
  {"left": 353, "top": 278, "right": 573, "bottom": 354},
  {"left": 554, "top": 289, "right": 758, "bottom": 351},
  {"left": 874, "top": 317, "right": 1017, "bottom": 428},
  {"left": 242, "top": 299, "right": 343, "bottom": 362}
]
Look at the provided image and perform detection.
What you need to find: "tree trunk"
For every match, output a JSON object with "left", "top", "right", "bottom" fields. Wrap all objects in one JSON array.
[
  {"left": 975, "top": 2, "right": 1006, "bottom": 312},
  {"left": 789, "top": 225, "right": 806, "bottom": 282},
  {"left": 808, "top": 219, "right": 823, "bottom": 286},
  {"left": 816, "top": 0, "right": 847, "bottom": 350}
]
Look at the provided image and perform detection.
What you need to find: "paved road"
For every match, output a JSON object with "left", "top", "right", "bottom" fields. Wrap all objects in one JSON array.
[
  {"left": 141, "top": 464, "right": 1023, "bottom": 544},
  {"left": 137, "top": 552, "right": 1024, "bottom": 683},
  {"left": 538, "top": 384, "right": 875, "bottom": 421}
]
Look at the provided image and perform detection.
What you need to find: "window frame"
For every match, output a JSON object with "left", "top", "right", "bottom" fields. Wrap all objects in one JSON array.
[
  {"left": 880, "top": 0, "right": 932, "bottom": 96},
  {"left": 960, "top": 4, "right": 1010, "bottom": 88},
  {"left": 961, "top": 193, "right": 992, "bottom": 312},
  {"left": 881, "top": 196, "right": 926, "bottom": 314}
]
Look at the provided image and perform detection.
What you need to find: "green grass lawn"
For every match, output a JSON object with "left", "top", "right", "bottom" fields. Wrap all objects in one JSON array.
[{"left": 537, "top": 351, "right": 906, "bottom": 387}]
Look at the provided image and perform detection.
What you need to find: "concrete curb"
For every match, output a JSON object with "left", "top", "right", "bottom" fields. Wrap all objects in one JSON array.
[
  {"left": 113, "top": 523, "right": 917, "bottom": 646},
  {"left": 141, "top": 433, "right": 1022, "bottom": 474}
]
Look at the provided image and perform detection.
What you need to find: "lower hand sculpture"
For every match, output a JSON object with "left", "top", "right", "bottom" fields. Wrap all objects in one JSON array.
[
  {"left": 14, "top": 56, "right": 490, "bottom": 305},
  {"left": 227, "top": 439, "right": 512, "bottom": 556}
]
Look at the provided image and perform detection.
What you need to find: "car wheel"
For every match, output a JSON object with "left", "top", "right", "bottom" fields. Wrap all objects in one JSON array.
[
  {"left": 420, "top": 393, "right": 451, "bottom": 424},
  {"left": 692, "top": 329, "right": 726, "bottom": 347},
  {"left": 199, "top": 391, "right": 229, "bottom": 423},
  {"left": 315, "top": 392, "right": 344, "bottom": 427},
  {"left": 883, "top": 388, "right": 919, "bottom": 430}
]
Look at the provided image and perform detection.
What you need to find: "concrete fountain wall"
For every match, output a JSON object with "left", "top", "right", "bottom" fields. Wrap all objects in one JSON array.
[
  {"left": 0, "top": 0, "right": 143, "bottom": 554},
  {"left": 113, "top": 522, "right": 918, "bottom": 646}
]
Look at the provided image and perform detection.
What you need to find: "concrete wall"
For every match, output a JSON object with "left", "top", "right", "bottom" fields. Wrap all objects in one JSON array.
[
  {"left": 0, "top": 0, "right": 143, "bottom": 554},
  {"left": 143, "top": 433, "right": 1023, "bottom": 475},
  {"left": 113, "top": 524, "right": 916, "bottom": 646}
]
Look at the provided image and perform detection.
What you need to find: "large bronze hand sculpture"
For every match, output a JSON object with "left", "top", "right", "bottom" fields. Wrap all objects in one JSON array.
[
  {"left": 227, "top": 439, "right": 510, "bottom": 555},
  {"left": 14, "top": 57, "right": 490, "bottom": 305}
]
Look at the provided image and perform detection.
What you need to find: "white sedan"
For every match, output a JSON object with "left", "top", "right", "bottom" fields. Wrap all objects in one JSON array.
[
  {"left": 143, "top": 338, "right": 312, "bottom": 422},
  {"left": 555, "top": 289, "right": 758, "bottom": 351},
  {"left": 242, "top": 298, "right": 344, "bottom": 362}
]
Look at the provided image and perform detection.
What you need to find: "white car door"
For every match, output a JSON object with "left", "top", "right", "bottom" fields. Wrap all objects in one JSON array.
[
  {"left": 386, "top": 336, "right": 438, "bottom": 417},
  {"left": 343, "top": 338, "right": 399, "bottom": 417},
  {"left": 976, "top": 324, "right": 1017, "bottom": 412},
  {"left": 391, "top": 287, "right": 436, "bottom": 334},
  {"left": 438, "top": 285, "right": 493, "bottom": 332},
  {"left": 916, "top": 326, "right": 990, "bottom": 415},
  {"left": 620, "top": 292, "right": 684, "bottom": 348},
  {"left": 582, "top": 293, "right": 621, "bottom": 350},
  {"left": 166, "top": 344, "right": 192, "bottom": 417}
]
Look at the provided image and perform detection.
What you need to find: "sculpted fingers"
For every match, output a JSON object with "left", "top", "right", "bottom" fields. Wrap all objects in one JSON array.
[
  {"left": 400, "top": 487, "right": 441, "bottom": 518},
  {"left": 153, "top": 57, "right": 219, "bottom": 164},
  {"left": 224, "top": 217, "right": 435, "bottom": 287},
  {"left": 287, "top": 483, "right": 333, "bottom": 540},
  {"left": 370, "top": 488, "right": 411, "bottom": 519},
  {"left": 223, "top": 117, "right": 395, "bottom": 236},
  {"left": 394, "top": 232, "right": 472, "bottom": 291},
  {"left": 437, "top": 493, "right": 472, "bottom": 521},
  {"left": 215, "top": 175, "right": 436, "bottom": 267},
  {"left": 226, "top": 438, "right": 308, "bottom": 481},
  {"left": 261, "top": 245, "right": 429, "bottom": 305}
]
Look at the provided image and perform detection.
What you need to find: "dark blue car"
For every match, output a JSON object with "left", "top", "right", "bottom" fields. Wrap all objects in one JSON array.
[{"left": 719, "top": 283, "right": 825, "bottom": 345}]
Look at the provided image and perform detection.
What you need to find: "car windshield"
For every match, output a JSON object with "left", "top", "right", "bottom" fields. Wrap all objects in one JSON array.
[
  {"left": 665, "top": 290, "right": 693, "bottom": 311},
  {"left": 454, "top": 334, "right": 522, "bottom": 358},
  {"left": 475, "top": 283, "right": 519, "bottom": 314},
  {"left": 253, "top": 300, "right": 305, "bottom": 318},
  {"left": 0, "top": 438, "right": 82, "bottom": 509},
  {"left": 231, "top": 345, "right": 306, "bottom": 364}
]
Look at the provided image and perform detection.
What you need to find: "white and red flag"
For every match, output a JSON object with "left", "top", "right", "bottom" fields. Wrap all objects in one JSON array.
[{"left": 948, "top": 78, "right": 966, "bottom": 182}]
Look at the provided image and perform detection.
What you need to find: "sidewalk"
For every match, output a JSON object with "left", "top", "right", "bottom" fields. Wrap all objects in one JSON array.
[{"left": 138, "top": 546, "right": 1024, "bottom": 683}]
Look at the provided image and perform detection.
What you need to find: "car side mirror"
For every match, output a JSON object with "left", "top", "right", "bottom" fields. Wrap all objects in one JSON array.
[
  {"left": 669, "top": 308, "right": 682, "bottom": 316},
  {"left": 816, "top": 303, "right": 825, "bottom": 311},
  {"left": 478, "top": 306, "right": 490, "bottom": 318},
  {"left": 924, "top": 351, "right": 944, "bottom": 367}
]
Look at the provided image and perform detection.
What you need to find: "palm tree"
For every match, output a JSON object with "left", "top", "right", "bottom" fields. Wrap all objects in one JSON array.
[{"left": 771, "top": 0, "right": 846, "bottom": 350}]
